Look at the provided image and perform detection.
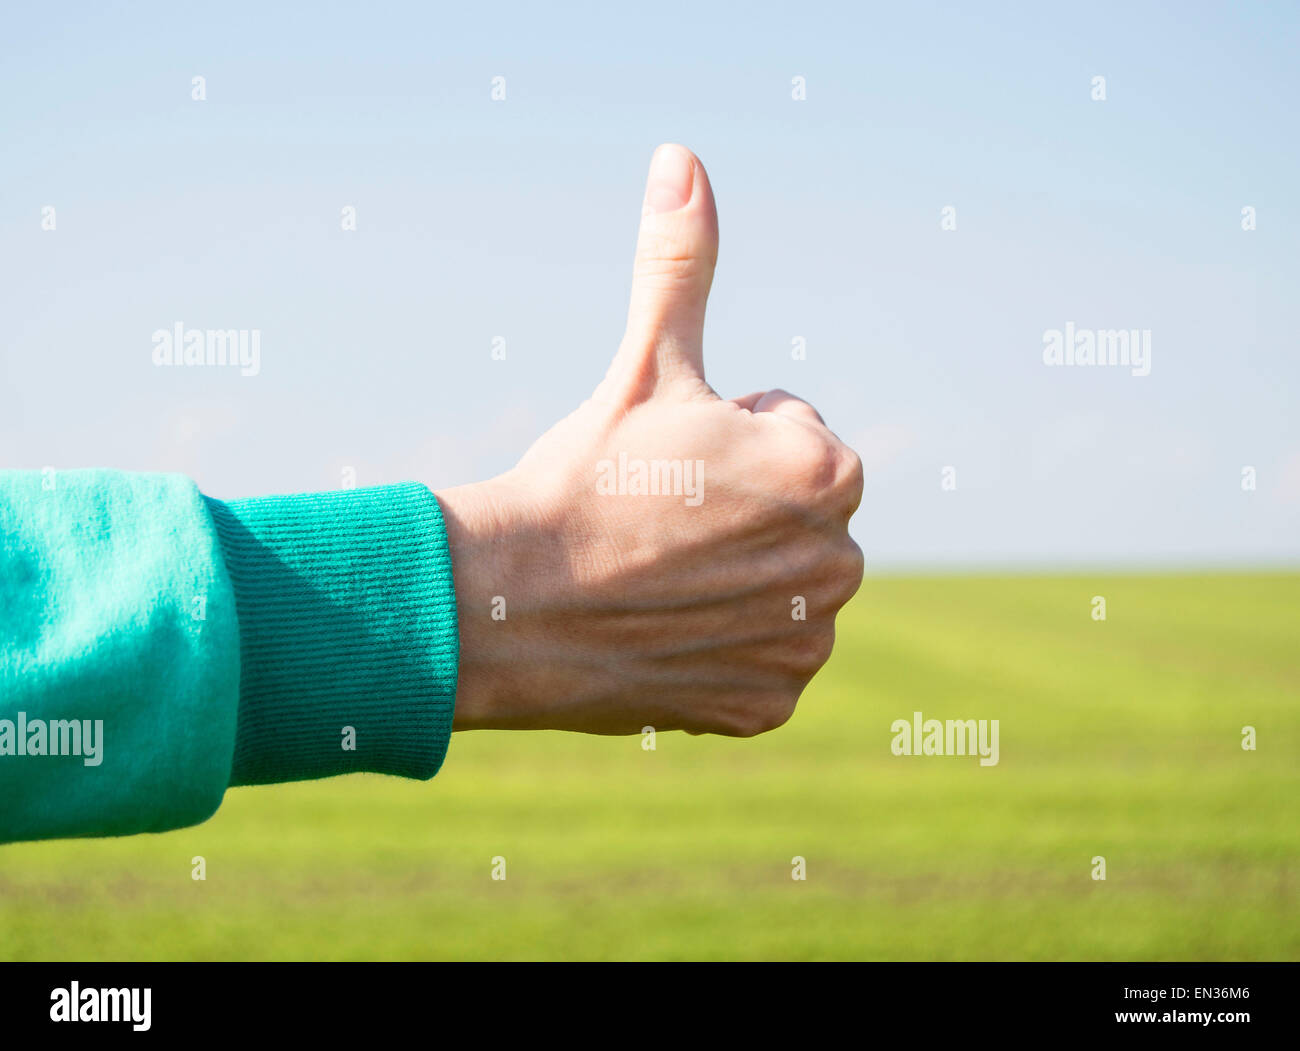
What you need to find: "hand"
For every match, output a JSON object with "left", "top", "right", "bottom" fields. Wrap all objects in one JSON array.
[{"left": 437, "top": 144, "right": 864, "bottom": 737}]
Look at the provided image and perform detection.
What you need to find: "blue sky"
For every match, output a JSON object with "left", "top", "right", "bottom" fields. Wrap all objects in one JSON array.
[{"left": 3, "top": 1, "right": 1297, "bottom": 567}]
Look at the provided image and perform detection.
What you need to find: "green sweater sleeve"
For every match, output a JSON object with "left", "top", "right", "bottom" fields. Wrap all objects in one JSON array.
[{"left": 0, "top": 469, "right": 459, "bottom": 844}]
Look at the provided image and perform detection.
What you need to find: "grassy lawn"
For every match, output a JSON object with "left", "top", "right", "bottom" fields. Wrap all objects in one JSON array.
[{"left": 2, "top": 572, "right": 1296, "bottom": 960}]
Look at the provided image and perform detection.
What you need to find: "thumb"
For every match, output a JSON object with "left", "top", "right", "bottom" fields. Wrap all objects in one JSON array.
[{"left": 605, "top": 144, "right": 719, "bottom": 399}]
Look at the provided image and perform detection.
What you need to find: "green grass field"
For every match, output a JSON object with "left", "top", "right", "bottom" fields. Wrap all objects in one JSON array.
[{"left": 2, "top": 572, "right": 1297, "bottom": 960}]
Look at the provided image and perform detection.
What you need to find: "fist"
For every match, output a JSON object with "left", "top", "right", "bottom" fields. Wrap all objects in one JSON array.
[{"left": 439, "top": 144, "right": 864, "bottom": 737}]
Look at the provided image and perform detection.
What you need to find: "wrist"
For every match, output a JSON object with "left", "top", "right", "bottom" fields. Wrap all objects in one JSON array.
[{"left": 435, "top": 473, "right": 548, "bottom": 731}]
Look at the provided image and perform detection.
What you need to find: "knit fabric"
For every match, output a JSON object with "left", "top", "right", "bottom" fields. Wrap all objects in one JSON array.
[
  {"left": 207, "top": 484, "right": 459, "bottom": 786},
  {"left": 0, "top": 470, "right": 459, "bottom": 843}
]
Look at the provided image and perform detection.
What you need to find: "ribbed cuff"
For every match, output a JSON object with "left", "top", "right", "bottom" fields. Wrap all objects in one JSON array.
[{"left": 204, "top": 483, "right": 459, "bottom": 787}]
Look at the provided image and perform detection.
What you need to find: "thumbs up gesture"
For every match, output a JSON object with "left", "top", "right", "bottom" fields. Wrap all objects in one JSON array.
[{"left": 438, "top": 145, "right": 864, "bottom": 737}]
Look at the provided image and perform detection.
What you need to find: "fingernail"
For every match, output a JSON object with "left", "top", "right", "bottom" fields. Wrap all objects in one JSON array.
[{"left": 642, "top": 144, "right": 694, "bottom": 216}]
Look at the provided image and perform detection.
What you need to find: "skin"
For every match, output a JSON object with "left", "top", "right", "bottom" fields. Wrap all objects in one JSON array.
[{"left": 436, "top": 143, "right": 864, "bottom": 738}]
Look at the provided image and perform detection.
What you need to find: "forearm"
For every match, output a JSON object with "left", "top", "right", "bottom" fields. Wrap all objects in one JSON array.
[
  {"left": 1, "top": 470, "right": 460, "bottom": 844},
  {"left": 0, "top": 469, "right": 241, "bottom": 842}
]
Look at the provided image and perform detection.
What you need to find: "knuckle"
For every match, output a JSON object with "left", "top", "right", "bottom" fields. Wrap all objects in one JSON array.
[
  {"left": 809, "top": 626, "right": 837, "bottom": 667},
  {"left": 716, "top": 692, "right": 798, "bottom": 738},
  {"left": 634, "top": 255, "right": 705, "bottom": 287},
  {"left": 738, "top": 696, "right": 798, "bottom": 737},
  {"left": 789, "top": 433, "right": 840, "bottom": 494},
  {"left": 727, "top": 718, "right": 765, "bottom": 738},
  {"left": 784, "top": 626, "right": 836, "bottom": 674},
  {"left": 839, "top": 541, "right": 865, "bottom": 595},
  {"left": 838, "top": 445, "right": 865, "bottom": 499},
  {"left": 760, "top": 698, "right": 798, "bottom": 734},
  {"left": 808, "top": 538, "right": 863, "bottom": 606},
  {"left": 815, "top": 443, "right": 842, "bottom": 491},
  {"left": 633, "top": 226, "right": 713, "bottom": 280}
]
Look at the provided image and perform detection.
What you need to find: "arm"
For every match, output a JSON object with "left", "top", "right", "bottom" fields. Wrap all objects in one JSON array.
[
  {"left": 1, "top": 144, "right": 862, "bottom": 844},
  {"left": 0, "top": 472, "right": 457, "bottom": 843}
]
